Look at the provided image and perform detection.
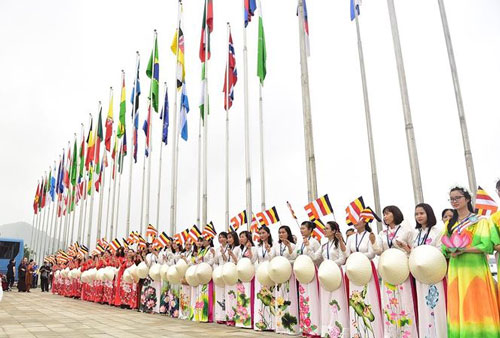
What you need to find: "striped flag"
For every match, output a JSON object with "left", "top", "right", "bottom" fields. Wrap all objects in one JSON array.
[
  {"left": 346, "top": 196, "right": 365, "bottom": 226},
  {"left": 311, "top": 218, "right": 326, "bottom": 241},
  {"left": 199, "top": 0, "right": 213, "bottom": 62},
  {"left": 146, "top": 34, "right": 160, "bottom": 112},
  {"left": 171, "top": 2, "right": 186, "bottom": 89},
  {"left": 180, "top": 84, "right": 190, "bottom": 141},
  {"left": 142, "top": 105, "right": 152, "bottom": 157},
  {"left": 230, "top": 210, "right": 248, "bottom": 232},
  {"left": 105, "top": 88, "right": 114, "bottom": 152},
  {"left": 131, "top": 58, "right": 141, "bottom": 163},
  {"left": 146, "top": 224, "right": 158, "bottom": 238},
  {"left": 286, "top": 201, "right": 298, "bottom": 220},
  {"left": 122, "top": 238, "right": 129, "bottom": 249},
  {"left": 304, "top": 194, "right": 334, "bottom": 221},
  {"left": 110, "top": 238, "right": 122, "bottom": 252},
  {"left": 256, "top": 206, "right": 280, "bottom": 227},
  {"left": 158, "top": 231, "right": 171, "bottom": 247},
  {"left": 223, "top": 30, "right": 237, "bottom": 110},
  {"left": 189, "top": 225, "right": 202, "bottom": 241},
  {"left": 117, "top": 72, "right": 127, "bottom": 137},
  {"left": 244, "top": 0, "right": 257, "bottom": 27},
  {"left": 203, "top": 221, "right": 217, "bottom": 239},
  {"left": 475, "top": 186, "right": 498, "bottom": 216}
]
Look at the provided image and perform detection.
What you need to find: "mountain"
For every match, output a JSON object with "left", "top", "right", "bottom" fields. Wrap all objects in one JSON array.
[{"left": 0, "top": 221, "right": 63, "bottom": 254}]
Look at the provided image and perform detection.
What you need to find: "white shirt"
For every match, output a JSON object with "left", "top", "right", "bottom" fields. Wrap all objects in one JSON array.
[
  {"left": 227, "top": 246, "right": 241, "bottom": 264},
  {"left": 272, "top": 242, "right": 297, "bottom": 262},
  {"left": 316, "top": 239, "right": 345, "bottom": 266},
  {"left": 256, "top": 242, "right": 275, "bottom": 263},
  {"left": 238, "top": 245, "right": 257, "bottom": 264},
  {"left": 299, "top": 236, "right": 322, "bottom": 265},
  {"left": 373, "top": 225, "right": 413, "bottom": 255},
  {"left": 215, "top": 244, "right": 229, "bottom": 266},
  {"left": 199, "top": 247, "right": 215, "bottom": 266},
  {"left": 410, "top": 226, "right": 442, "bottom": 248},
  {"left": 344, "top": 230, "right": 376, "bottom": 260},
  {"left": 145, "top": 253, "right": 158, "bottom": 267}
]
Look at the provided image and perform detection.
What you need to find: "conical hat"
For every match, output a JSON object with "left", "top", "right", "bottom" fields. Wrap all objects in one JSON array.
[
  {"left": 196, "top": 262, "right": 213, "bottom": 285},
  {"left": 409, "top": 245, "right": 447, "bottom": 285},
  {"left": 175, "top": 259, "right": 188, "bottom": 277},
  {"left": 346, "top": 252, "right": 372, "bottom": 286},
  {"left": 128, "top": 265, "right": 138, "bottom": 280},
  {"left": 185, "top": 265, "right": 199, "bottom": 286},
  {"left": 76, "top": 268, "right": 82, "bottom": 278},
  {"left": 123, "top": 269, "right": 133, "bottom": 283},
  {"left": 212, "top": 266, "right": 225, "bottom": 287},
  {"left": 268, "top": 256, "right": 292, "bottom": 284},
  {"left": 96, "top": 269, "right": 105, "bottom": 281},
  {"left": 167, "top": 265, "right": 181, "bottom": 285},
  {"left": 55, "top": 270, "right": 61, "bottom": 278},
  {"left": 318, "top": 260, "right": 342, "bottom": 292},
  {"left": 80, "top": 271, "right": 86, "bottom": 283},
  {"left": 88, "top": 268, "right": 96, "bottom": 281},
  {"left": 237, "top": 258, "right": 255, "bottom": 282},
  {"left": 160, "top": 264, "right": 169, "bottom": 280},
  {"left": 137, "top": 262, "right": 149, "bottom": 279},
  {"left": 104, "top": 267, "right": 115, "bottom": 281},
  {"left": 293, "top": 255, "right": 315, "bottom": 284},
  {"left": 378, "top": 248, "right": 409, "bottom": 285},
  {"left": 222, "top": 262, "right": 238, "bottom": 286},
  {"left": 256, "top": 261, "right": 274, "bottom": 287},
  {"left": 149, "top": 263, "right": 162, "bottom": 282}
]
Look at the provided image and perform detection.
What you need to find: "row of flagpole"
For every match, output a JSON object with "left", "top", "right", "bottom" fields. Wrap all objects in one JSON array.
[{"left": 30, "top": 0, "right": 477, "bottom": 262}]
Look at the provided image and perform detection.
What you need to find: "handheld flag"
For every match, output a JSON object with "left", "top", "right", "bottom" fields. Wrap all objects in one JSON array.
[
  {"left": 304, "top": 194, "right": 334, "bottom": 221},
  {"left": 475, "top": 186, "right": 498, "bottom": 216}
]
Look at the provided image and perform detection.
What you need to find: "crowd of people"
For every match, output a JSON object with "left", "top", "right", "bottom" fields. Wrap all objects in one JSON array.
[
  {"left": 2, "top": 258, "right": 42, "bottom": 293},
  {"left": 46, "top": 184, "right": 500, "bottom": 338}
]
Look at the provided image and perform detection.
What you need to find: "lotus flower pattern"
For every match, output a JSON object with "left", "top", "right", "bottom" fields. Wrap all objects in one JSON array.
[{"left": 441, "top": 231, "right": 472, "bottom": 252}]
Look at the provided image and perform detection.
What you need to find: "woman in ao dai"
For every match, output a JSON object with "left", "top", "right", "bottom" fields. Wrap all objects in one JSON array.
[
  {"left": 228, "top": 231, "right": 257, "bottom": 329},
  {"left": 140, "top": 247, "right": 161, "bottom": 314},
  {"left": 161, "top": 242, "right": 181, "bottom": 318},
  {"left": 315, "top": 221, "right": 349, "bottom": 338},
  {"left": 214, "top": 232, "right": 228, "bottom": 323},
  {"left": 373, "top": 205, "right": 418, "bottom": 338},
  {"left": 272, "top": 225, "right": 299, "bottom": 335},
  {"left": 298, "top": 221, "right": 322, "bottom": 338},
  {"left": 410, "top": 203, "right": 447, "bottom": 338},
  {"left": 193, "top": 236, "right": 215, "bottom": 323},
  {"left": 254, "top": 226, "right": 276, "bottom": 331},
  {"left": 179, "top": 241, "right": 194, "bottom": 320},
  {"left": 223, "top": 231, "right": 241, "bottom": 326},
  {"left": 342, "top": 218, "right": 384, "bottom": 338}
]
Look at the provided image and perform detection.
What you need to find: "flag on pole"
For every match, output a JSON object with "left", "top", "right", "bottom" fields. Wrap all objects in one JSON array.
[
  {"left": 255, "top": 206, "right": 280, "bottom": 227},
  {"left": 70, "top": 140, "right": 78, "bottom": 186},
  {"left": 58, "top": 152, "right": 65, "bottom": 194},
  {"left": 202, "top": 221, "right": 217, "bottom": 239},
  {"left": 304, "top": 194, "right": 334, "bottom": 221},
  {"left": 189, "top": 225, "right": 202, "bottom": 241},
  {"left": 118, "top": 132, "right": 127, "bottom": 174},
  {"left": 297, "top": 0, "right": 310, "bottom": 56},
  {"left": 311, "top": 218, "right": 325, "bottom": 240},
  {"left": 475, "top": 186, "right": 498, "bottom": 216},
  {"left": 143, "top": 105, "right": 152, "bottom": 156},
  {"left": 230, "top": 210, "right": 248, "bottom": 232},
  {"left": 257, "top": 13, "right": 267, "bottom": 85},
  {"left": 110, "top": 238, "right": 122, "bottom": 252},
  {"left": 63, "top": 148, "right": 71, "bottom": 189},
  {"left": 146, "top": 34, "right": 160, "bottom": 112},
  {"left": 50, "top": 168, "right": 56, "bottom": 202},
  {"left": 118, "top": 73, "right": 126, "bottom": 138},
  {"left": 146, "top": 224, "right": 158, "bottom": 238},
  {"left": 158, "top": 232, "right": 171, "bottom": 247},
  {"left": 171, "top": 3, "right": 186, "bottom": 89},
  {"left": 78, "top": 131, "right": 85, "bottom": 185},
  {"left": 199, "top": 0, "right": 213, "bottom": 62},
  {"left": 85, "top": 119, "right": 94, "bottom": 169},
  {"left": 286, "top": 201, "right": 298, "bottom": 220},
  {"left": 160, "top": 85, "right": 169, "bottom": 144},
  {"left": 131, "top": 58, "right": 141, "bottom": 163},
  {"left": 350, "top": 0, "right": 361, "bottom": 21},
  {"left": 346, "top": 196, "right": 364, "bottom": 226},
  {"left": 95, "top": 107, "right": 104, "bottom": 175},
  {"left": 179, "top": 84, "right": 190, "bottom": 141},
  {"left": 33, "top": 183, "right": 40, "bottom": 214},
  {"left": 223, "top": 31, "right": 238, "bottom": 110},
  {"left": 105, "top": 89, "right": 114, "bottom": 152},
  {"left": 244, "top": 0, "right": 257, "bottom": 27}
]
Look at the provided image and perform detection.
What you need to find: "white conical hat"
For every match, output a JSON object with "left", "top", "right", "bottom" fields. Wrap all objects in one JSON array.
[
  {"left": 222, "top": 262, "right": 238, "bottom": 286},
  {"left": 378, "top": 248, "right": 409, "bottom": 285},
  {"left": 137, "top": 262, "right": 149, "bottom": 279},
  {"left": 318, "top": 260, "right": 342, "bottom": 292},
  {"left": 149, "top": 263, "right": 162, "bottom": 282},
  {"left": 88, "top": 268, "right": 96, "bottom": 281},
  {"left": 104, "top": 267, "right": 115, "bottom": 281},
  {"left": 409, "top": 245, "right": 447, "bottom": 285},
  {"left": 128, "top": 265, "right": 138, "bottom": 281},
  {"left": 160, "top": 263, "right": 169, "bottom": 280},
  {"left": 123, "top": 269, "right": 132, "bottom": 283},
  {"left": 80, "top": 271, "right": 86, "bottom": 283},
  {"left": 55, "top": 270, "right": 61, "bottom": 278},
  {"left": 346, "top": 252, "right": 372, "bottom": 286},
  {"left": 76, "top": 267, "right": 82, "bottom": 278},
  {"left": 196, "top": 262, "right": 213, "bottom": 285},
  {"left": 175, "top": 259, "right": 188, "bottom": 277},
  {"left": 185, "top": 265, "right": 200, "bottom": 286},
  {"left": 293, "top": 255, "right": 315, "bottom": 285},
  {"left": 237, "top": 258, "right": 255, "bottom": 283},
  {"left": 268, "top": 256, "right": 292, "bottom": 284},
  {"left": 96, "top": 269, "right": 105, "bottom": 281},
  {"left": 256, "top": 261, "right": 274, "bottom": 287},
  {"left": 167, "top": 265, "right": 181, "bottom": 285},
  {"left": 212, "top": 265, "right": 225, "bottom": 287}
]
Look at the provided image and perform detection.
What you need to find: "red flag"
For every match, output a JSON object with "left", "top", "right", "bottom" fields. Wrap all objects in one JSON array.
[{"left": 223, "top": 31, "right": 237, "bottom": 110}]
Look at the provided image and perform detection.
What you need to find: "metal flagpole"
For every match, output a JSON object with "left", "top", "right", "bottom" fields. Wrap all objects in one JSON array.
[
  {"left": 196, "top": 110, "right": 202, "bottom": 229},
  {"left": 242, "top": 0, "right": 253, "bottom": 230},
  {"left": 386, "top": 0, "right": 424, "bottom": 204},
  {"left": 202, "top": 0, "right": 209, "bottom": 232},
  {"left": 156, "top": 83, "right": 167, "bottom": 229},
  {"left": 62, "top": 142, "right": 70, "bottom": 248},
  {"left": 86, "top": 176, "right": 96, "bottom": 248},
  {"left": 41, "top": 194, "right": 52, "bottom": 260},
  {"left": 140, "top": 139, "right": 147, "bottom": 236},
  {"left": 64, "top": 186, "right": 72, "bottom": 248},
  {"left": 35, "top": 199, "right": 44, "bottom": 260},
  {"left": 96, "top": 155, "right": 106, "bottom": 241},
  {"left": 169, "top": 1, "right": 181, "bottom": 236},
  {"left": 70, "top": 135, "right": 77, "bottom": 244},
  {"left": 30, "top": 180, "right": 39, "bottom": 250},
  {"left": 36, "top": 185, "right": 47, "bottom": 261},
  {"left": 437, "top": 0, "right": 476, "bottom": 196},
  {"left": 114, "top": 141, "right": 124, "bottom": 239},
  {"left": 354, "top": 7, "right": 382, "bottom": 232},
  {"left": 57, "top": 193, "right": 64, "bottom": 250},
  {"left": 258, "top": 0, "right": 266, "bottom": 212},
  {"left": 110, "top": 136, "right": 119, "bottom": 240},
  {"left": 48, "top": 184, "right": 57, "bottom": 255},
  {"left": 80, "top": 179, "right": 88, "bottom": 245},
  {"left": 77, "top": 124, "right": 85, "bottom": 244},
  {"left": 126, "top": 52, "right": 140, "bottom": 236},
  {"left": 225, "top": 23, "right": 230, "bottom": 231},
  {"left": 297, "top": 0, "right": 318, "bottom": 202},
  {"left": 105, "top": 90, "right": 114, "bottom": 239}
]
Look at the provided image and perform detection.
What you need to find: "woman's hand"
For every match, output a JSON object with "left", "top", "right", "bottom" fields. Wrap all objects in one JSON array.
[{"left": 303, "top": 237, "right": 309, "bottom": 247}]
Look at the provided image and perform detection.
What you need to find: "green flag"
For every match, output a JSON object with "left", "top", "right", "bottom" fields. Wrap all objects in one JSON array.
[
  {"left": 117, "top": 73, "right": 126, "bottom": 138},
  {"left": 146, "top": 35, "right": 160, "bottom": 112},
  {"left": 70, "top": 140, "right": 77, "bottom": 186},
  {"left": 95, "top": 109, "right": 104, "bottom": 174},
  {"left": 199, "top": 63, "right": 209, "bottom": 121},
  {"left": 79, "top": 134, "right": 84, "bottom": 180},
  {"left": 257, "top": 15, "right": 267, "bottom": 84}
]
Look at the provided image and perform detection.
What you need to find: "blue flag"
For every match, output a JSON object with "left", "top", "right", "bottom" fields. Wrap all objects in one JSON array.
[
  {"left": 179, "top": 84, "right": 189, "bottom": 141},
  {"left": 50, "top": 169, "right": 56, "bottom": 201},
  {"left": 160, "top": 86, "right": 169, "bottom": 145},
  {"left": 244, "top": 0, "right": 257, "bottom": 27},
  {"left": 350, "top": 0, "right": 360, "bottom": 21},
  {"left": 130, "top": 60, "right": 141, "bottom": 117}
]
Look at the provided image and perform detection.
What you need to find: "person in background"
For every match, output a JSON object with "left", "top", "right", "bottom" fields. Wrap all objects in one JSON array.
[
  {"left": 31, "top": 261, "right": 39, "bottom": 289},
  {"left": 17, "top": 258, "right": 27, "bottom": 292},
  {"left": 345, "top": 228, "right": 355, "bottom": 239},
  {"left": 6, "top": 258, "right": 15, "bottom": 291},
  {"left": 25, "top": 260, "right": 34, "bottom": 292},
  {"left": 40, "top": 261, "right": 51, "bottom": 292},
  {"left": 442, "top": 208, "right": 454, "bottom": 224}
]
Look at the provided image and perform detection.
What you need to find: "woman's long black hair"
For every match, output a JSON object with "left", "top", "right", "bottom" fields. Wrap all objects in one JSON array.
[
  {"left": 447, "top": 187, "right": 474, "bottom": 235},
  {"left": 239, "top": 231, "right": 254, "bottom": 250},
  {"left": 326, "top": 221, "right": 342, "bottom": 248},
  {"left": 278, "top": 225, "right": 295, "bottom": 244},
  {"left": 228, "top": 231, "right": 239, "bottom": 249},
  {"left": 415, "top": 203, "right": 437, "bottom": 229},
  {"left": 258, "top": 225, "right": 273, "bottom": 246}
]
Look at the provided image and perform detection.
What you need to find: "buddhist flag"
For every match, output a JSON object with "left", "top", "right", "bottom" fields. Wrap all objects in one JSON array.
[
  {"left": 110, "top": 238, "right": 122, "bottom": 252},
  {"left": 146, "top": 33, "right": 160, "bottom": 112},
  {"left": 304, "top": 194, "right": 334, "bottom": 221},
  {"left": 230, "top": 210, "right": 248, "bottom": 232},
  {"left": 346, "top": 196, "right": 365, "bottom": 226},
  {"left": 311, "top": 218, "right": 325, "bottom": 240},
  {"left": 257, "top": 11, "right": 267, "bottom": 84},
  {"left": 244, "top": 0, "right": 257, "bottom": 27},
  {"left": 180, "top": 84, "right": 189, "bottom": 141},
  {"left": 171, "top": 3, "right": 186, "bottom": 89},
  {"left": 256, "top": 206, "right": 280, "bottom": 226},
  {"left": 359, "top": 207, "right": 380, "bottom": 224},
  {"left": 475, "top": 186, "right": 498, "bottom": 216},
  {"left": 105, "top": 88, "right": 114, "bottom": 151},
  {"left": 85, "top": 119, "right": 94, "bottom": 169},
  {"left": 189, "top": 225, "right": 202, "bottom": 241},
  {"left": 199, "top": 0, "right": 213, "bottom": 62},
  {"left": 146, "top": 224, "right": 158, "bottom": 238},
  {"left": 158, "top": 232, "right": 171, "bottom": 247},
  {"left": 223, "top": 31, "right": 237, "bottom": 110},
  {"left": 203, "top": 221, "right": 217, "bottom": 239},
  {"left": 117, "top": 72, "right": 126, "bottom": 138},
  {"left": 350, "top": 0, "right": 361, "bottom": 21}
]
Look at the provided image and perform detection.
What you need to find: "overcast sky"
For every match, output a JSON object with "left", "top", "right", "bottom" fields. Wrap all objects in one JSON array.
[{"left": 0, "top": 0, "right": 499, "bottom": 248}]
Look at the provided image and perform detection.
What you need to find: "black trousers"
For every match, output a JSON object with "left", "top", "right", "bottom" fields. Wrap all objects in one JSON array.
[
  {"left": 32, "top": 275, "right": 38, "bottom": 288},
  {"left": 7, "top": 275, "right": 14, "bottom": 288},
  {"left": 41, "top": 277, "right": 49, "bottom": 292}
]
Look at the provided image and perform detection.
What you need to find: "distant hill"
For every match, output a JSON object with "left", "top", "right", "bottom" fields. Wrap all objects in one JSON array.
[{"left": 0, "top": 221, "right": 63, "bottom": 254}]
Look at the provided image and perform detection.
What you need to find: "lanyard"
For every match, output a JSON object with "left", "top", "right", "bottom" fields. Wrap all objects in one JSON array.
[
  {"left": 261, "top": 245, "right": 267, "bottom": 259},
  {"left": 300, "top": 236, "right": 311, "bottom": 254},
  {"left": 326, "top": 240, "right": 335, "bottom": 260},
  {"left": 386, "top": 226, "right": 401, "bottom": 248},
  {"left": 416, "top": 227, "right": 430, "bottom": 246},
  {"left": 280, "top": 243, "right": 286, "bottom": 256},
  {"left": 241, "top": 246, "right": 248, "bottom": 258},
  {"left": 355, "top": 232, "right": 367, "bottom": 252}
]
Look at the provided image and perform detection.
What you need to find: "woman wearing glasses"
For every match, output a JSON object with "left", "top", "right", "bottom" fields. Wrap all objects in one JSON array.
[{"left": 443, "top": 187, "right": 500, "bottom": 338}]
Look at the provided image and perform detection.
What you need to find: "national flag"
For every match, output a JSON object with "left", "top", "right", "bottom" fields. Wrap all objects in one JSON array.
[
  {"left": 57, "top": 153, "right": 65, "bottom": 194},
  {"left": 304, "top": 194, "right": 334, "bottom": 221},
  {"left": 199, "top": 0, "right": 213, "bottom": 62},
  {"left": 110, "top": 238, "right": 122, "bottom": 252},
  {"left": 95, "top": 107, "right": 104, "bottom": 174},
  {"left": 171, "top": 3, "right": 186, "bottom": 89},
  {"left": 311, "top": 218, "right": 326, "bottom": 241},
  {"left": 244, "top": 0, "right": 257, "bottom": 27},
  {"left": 63, "top": 147, "right": 71, "bottom": 189},
  {"left": 189, "top": 225, "right": 202, "bottom": 241},
  {"left": 146, "top": 224, "right": 158, "bottom": 238},
  {"left": 256, "top": 206, "right": 280, "bottom": 227},
  {"left": 202, "top": 221, "right": 217, "bottom": 239},
  {"left": 179, "top": 84, "right": 189, "bottom": 141},
  {"left": 70, "top": 140, "right": 78, "bottom": 186},
  {"left": 143, "top": 105, "right": 151, "bottom": 156},
  {"left": 158, "top": 232, "right": 171, "bottom": 247},
  {"left": 78, "top": 131, "right": 85, "bottom": 183},
  {"left": 111, "top": 135, "right": 118, "bottom": 180},
  {"left": 146, "top": 34, "right": 160, "bottom": 112},
  {"left": 286, "top": 201, "right": 298, "bottom": 220},
  {"left": 346, "top": 196, "right": 365, "bottom": 226},
  {"left": 223, "top": 31, "right": 237, "bottom": 110},
  {"left": 297, "top": 0, "right": 310, "bottom": 56},
  {"left": 33, "top": 183, "right": 40, "bottom": 214},
  {"left": 118, "top": 72, "right": 127, "bottom": 137},
  {"left": 160, "top": 84, "right": 169, "bottom": 144},
  {"left": 475, "top": 186, "right": 498, "bottom": 216},
  {"left": 350, "top": 0, "right": 361, "bottom": 21},
  {"left": 133, "top": 112, "right": 139, "bottom": 163},
  {"left": 105, "top": 88, "right": 114, "bottom": 151},
  {"left": 257, "top": 11, "right": 267, "bottom": 84},
  {"left": 85, "top": 118, "right": 95, "bottom": 170},
  {"left": 131, "top": 57, "right": 141, "bottom": 163},
  {"left": 50, "top": 168, "right": 56, "bottom": 202},
  {"left": 118, "top": 133, "right": 126, "bottom": 174}
]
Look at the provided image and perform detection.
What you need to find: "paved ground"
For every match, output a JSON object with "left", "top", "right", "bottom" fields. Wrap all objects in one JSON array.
[{"left": 0, "top": 288, "right": 284, "bottom": 338}]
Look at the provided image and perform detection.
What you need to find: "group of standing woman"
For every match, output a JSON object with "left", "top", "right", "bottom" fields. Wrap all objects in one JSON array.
[{"left": 50, "top": 184, "right": 500, "bottom": 338}]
